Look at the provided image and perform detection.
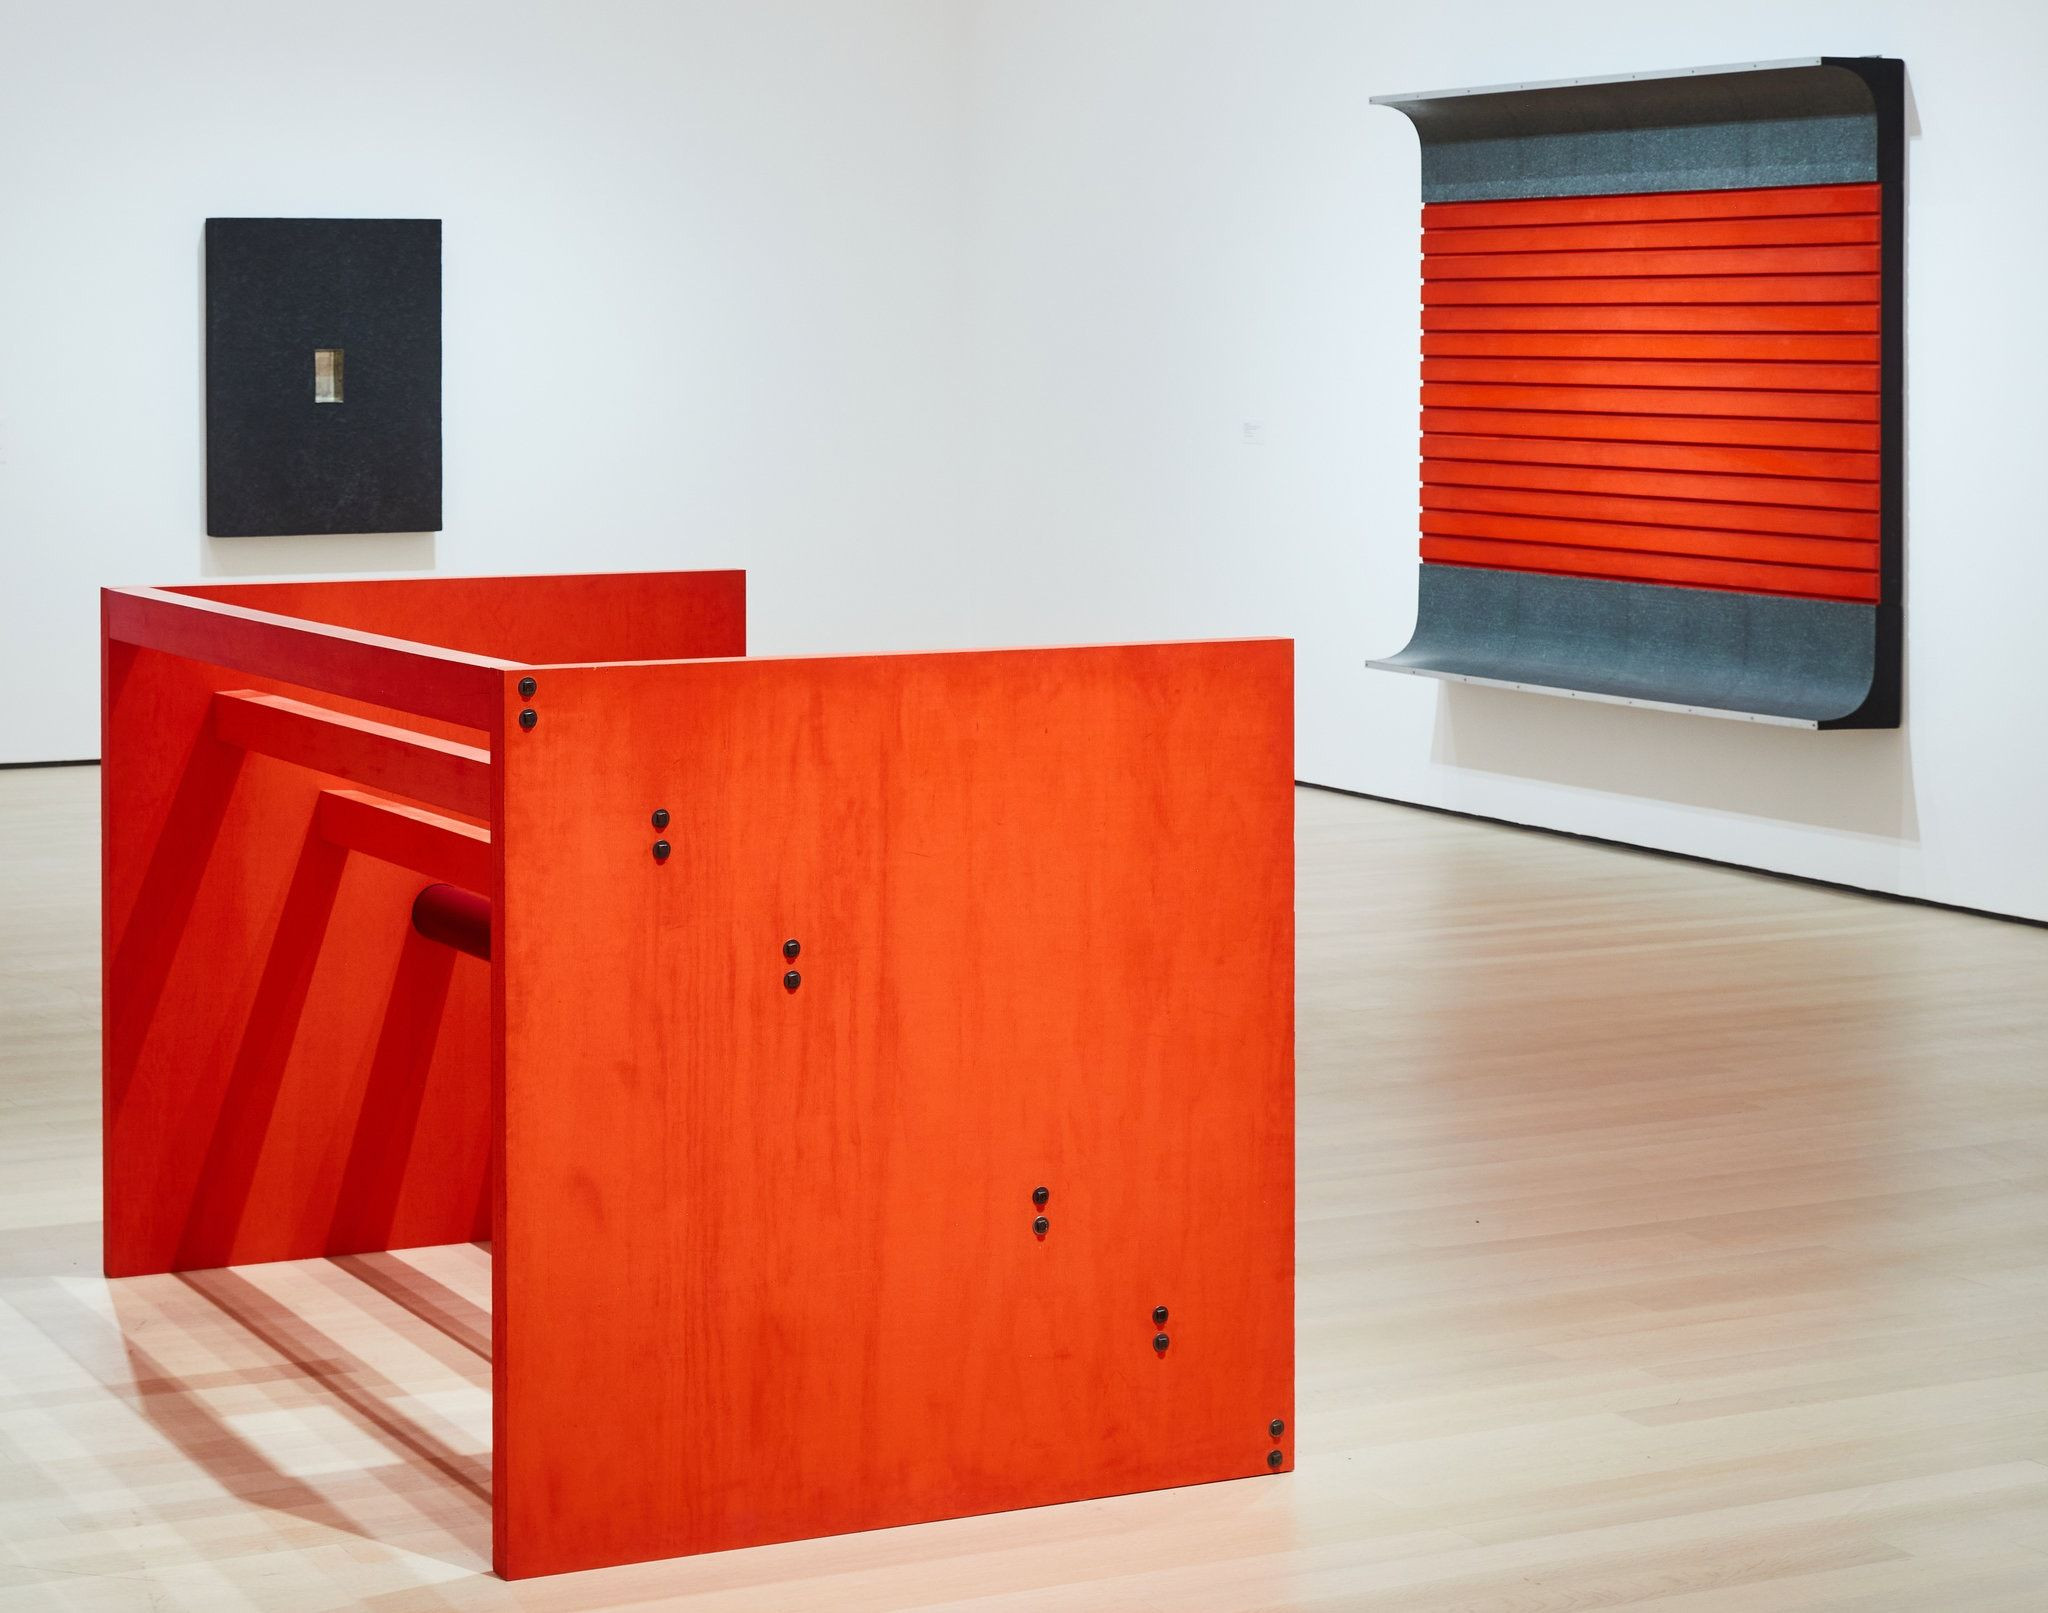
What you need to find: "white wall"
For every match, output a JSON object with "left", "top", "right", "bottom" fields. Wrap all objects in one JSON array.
[
  {"left": 956, "top": 0, "right": 2048, "bottom": 923},
  {"left": 0, "top": 0, "right": 974, "bottom": 762},
  {"left": 7, "top": 1, "right": 2046, "bottom": 923}
]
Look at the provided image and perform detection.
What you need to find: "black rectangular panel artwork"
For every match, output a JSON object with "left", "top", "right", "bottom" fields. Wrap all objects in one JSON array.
[{"left": 205, "top": 218, "right": 441, "bottom": 537}]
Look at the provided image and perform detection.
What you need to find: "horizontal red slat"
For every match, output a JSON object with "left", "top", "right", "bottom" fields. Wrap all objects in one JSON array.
[
  {"left": 1422, "top": 331, "right": 1879, "bottom": 363},
  {"left": 1421, "top": 382, "right": 1879, "bottom": 422},
  {"left": 1423, "top": 244, "right": 1880, "bottom": 281},
  {"left": 1421, "top": 509, "right": 1878, "bottom": 571},
  {"left": 1423, "top": 303, "right": 1880, "bottom": 334},
  {"left": 1421, "top": 539, "right": 1880, "bottom": 602},
  {"left": 1424, "top": 274, "right": 1880, "bottom": 306},
  {"left": 1420, "top": 408, "right": 1880, "bottom": 453},
  {"left": 1423, "top": 213, "right": 1876, "bottom": 256},
  {"left": 1422, "top": 484, "right": 1879, "bottom": 541},
  {"left": 1421, "top": 432, "right": 1877, "bottom": 483},
  {"left": 1422, "top": 457, "right": 1878, "bottom": 512},
  {"left": 1423, "top": 183, "right": 1881, "bottom": 230},
  {"left": 1421, "top": 356, "right": 1877, "bottom": 392}
]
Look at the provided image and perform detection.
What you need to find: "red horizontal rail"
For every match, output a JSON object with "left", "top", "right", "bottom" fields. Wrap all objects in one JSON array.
[
  {"left": 1422, "top": 213, "right": 1878, "bottom": 255},
  {"left": 1422, "top": 183, "right": 1881, "bottom": 229},
  {"left": 1420, "top": 510, "right": 1878, "bottom": 571},
  {"left": 1419, "top": 356, "right": 1878, "bottom": 392},
  {"left": 1422, "top": 302, "right": 1880, "bottom": 333},
  {"left": 1421, "top": 484, "right": 1879, "bottom": 542},
  {"left": 1420, "top": 382, "right": 1880, "bottom": 422},
  {"left": 1421, "top": 331, "right": 1879, "bottom": 363},
  {"left": 1420, "top": 540, "right": 1879, "bottom": 602},
  {"left": 1421, "top": 432, "right": 1878, "bottom": 483},
  {"left": 1419, "top": 408, "right": 1880, "bottom": 453},
  {"left": 1423, "top": 273, "right": 1880, "bottom": 305},
  {"left": 105, "top": 587, "right": 513, "bottom": 731},
  {"left": 1419, "top": 458, "right": 1880, "bottom": 512},
  {"left": 1422, "top": 243, "right": 1880, "bottom": 281}
]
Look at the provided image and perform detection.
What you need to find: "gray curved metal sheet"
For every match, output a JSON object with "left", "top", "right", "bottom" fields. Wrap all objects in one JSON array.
[
  {"left": 1369, "top": 567, "right": 1891, "bottom": 729},
  {"left": 1376, "top": 58, "right": 1881, "bottom": 201}
]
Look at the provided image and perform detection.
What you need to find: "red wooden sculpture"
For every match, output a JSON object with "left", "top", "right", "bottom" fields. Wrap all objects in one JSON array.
[{"left": 100, "top": 572, "right": 1294, "bottom": 1578}]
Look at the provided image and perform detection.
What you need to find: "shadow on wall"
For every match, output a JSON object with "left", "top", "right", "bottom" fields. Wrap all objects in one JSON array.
[
  {"left": 1430, "top": 683, "right": 1920, "bottom": 844},
  {"left": 202, "top": 531, "right": 437, "bottom": 576}
]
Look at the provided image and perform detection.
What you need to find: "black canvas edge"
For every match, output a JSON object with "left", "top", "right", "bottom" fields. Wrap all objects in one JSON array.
[{"left": 1826, "top": 56, "right": 1905, "bottom": 730}]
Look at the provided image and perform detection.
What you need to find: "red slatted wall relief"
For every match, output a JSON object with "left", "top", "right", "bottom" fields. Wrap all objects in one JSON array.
[{"left": 1416, "top": 181, "right": 1882, "bottom": 603}]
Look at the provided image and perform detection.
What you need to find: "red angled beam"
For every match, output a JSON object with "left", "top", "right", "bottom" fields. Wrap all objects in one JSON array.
[
  {"left": 315, "top": 788, "right": 493, "bottom": 889},
  {"left": 212, "top": 690, "right": 492, "bottom": 819}
]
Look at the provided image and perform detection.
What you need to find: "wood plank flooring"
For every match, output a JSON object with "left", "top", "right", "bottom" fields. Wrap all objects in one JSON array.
[{"left": 2, "top": 764, "right": 2043, "bottom": 1609}]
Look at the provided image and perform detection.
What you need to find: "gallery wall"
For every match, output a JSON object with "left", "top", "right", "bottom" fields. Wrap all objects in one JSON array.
[
  {"left": 0, "top": 0, "right": 975, "bottom": 763},
  {"left": 954, "top": 0, "right": 2048, "bottom": 923},
  {"left": 7, "top": 1, "right": 2046, "bottom": 924}
]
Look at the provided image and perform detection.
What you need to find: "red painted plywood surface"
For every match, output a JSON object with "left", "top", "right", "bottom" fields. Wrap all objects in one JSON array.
[
  {"left": 492, "top": 642, "right": 1295, "bottom": 1576},
  {"left": 101, "top": 629, "right": 494, "bottom": 1275}
]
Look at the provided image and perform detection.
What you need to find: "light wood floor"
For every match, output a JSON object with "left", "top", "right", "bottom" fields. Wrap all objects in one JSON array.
[{"left": 3, "top": 764, "right": 2045, "bottom": 1611}]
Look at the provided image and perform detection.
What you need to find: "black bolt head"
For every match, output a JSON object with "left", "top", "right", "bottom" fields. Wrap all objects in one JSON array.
[
  {"left": 784, "top": 969, "right": 802, "bottom": 991},
  {"left": 518, "top": 708, "right": 538, "bottom": 731},
  {"left": 652, "top": 808, "right": 670, "bottom": 830},
  {"left": 1152, "top": 1304, "right": 1169, "bottom": 1325},
  {"left": 783, "top": 938, "right": 801, "bottom": 960},
  {"left": 652, "top": 840, "right": 671, "bottom": 861},
  {"left": 1032, "top": 1185, "right": 1049, "bottom": 1207},
  {"left": 1266, "top": 1449, "right": 1283, "bottom": 1469},
  {"left": 518, "top": 676, "right": 537, "bottom": 698},
  {"left": 1270, "top": 1418, "right": 1285, "bottom": 1437},
  {"left": 1153, "top": 1332, "right": 1170, "bottom": 1352},
  {"left": 1032, "top": 1215, "right": 1049, "bottom": 1236}
]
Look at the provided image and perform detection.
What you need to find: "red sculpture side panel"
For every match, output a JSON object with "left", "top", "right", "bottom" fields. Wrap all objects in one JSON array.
[
  {"left": 101, "top": 611, "right": 494, "bottom": 1276},
  {"left": 492, "top": 642, "right": 1295, "bottom": 1578}
]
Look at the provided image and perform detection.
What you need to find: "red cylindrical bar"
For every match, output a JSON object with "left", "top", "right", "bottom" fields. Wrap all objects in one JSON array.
[{"left": 411, "top": 882, "right": 491, "bottom": 961}]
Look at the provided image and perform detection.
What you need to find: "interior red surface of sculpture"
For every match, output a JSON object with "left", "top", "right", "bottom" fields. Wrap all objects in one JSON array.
[{"left": 100, "top": 571, "right": 1295, "bottom": 1579}]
